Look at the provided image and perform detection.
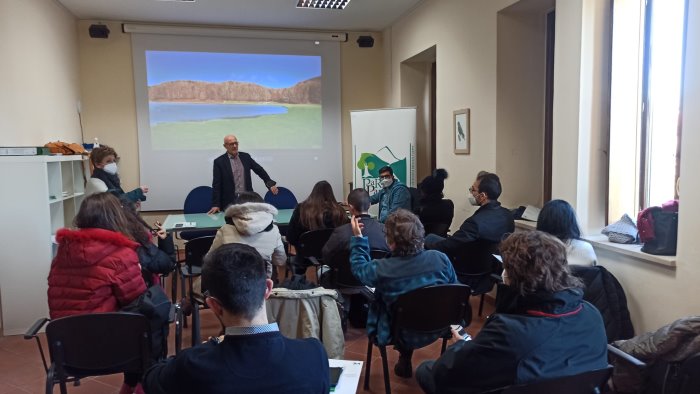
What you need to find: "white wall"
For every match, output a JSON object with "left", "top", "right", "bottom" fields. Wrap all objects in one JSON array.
[
  {"left": 387, "top": 0, "right": 700, "bottom": 333},
  {"left": 0, "top": 0, "right": 81, "bottom": 145},
  {"left": 387, "top": 0, "right": 519, "bottom": 230}
]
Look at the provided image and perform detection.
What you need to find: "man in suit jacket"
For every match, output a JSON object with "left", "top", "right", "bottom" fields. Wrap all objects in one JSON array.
[
  {"left": 144, "top": 243, "right": 330, "bottom": 394},
  {"left": 425, "top": 172, "right": 514, "bottom": 273},
  {"left": 322, "top": 188, "right": 389, "bottom": 266},
  {"left": 208, "top": 134, "right": 279, "bottom": 214}
]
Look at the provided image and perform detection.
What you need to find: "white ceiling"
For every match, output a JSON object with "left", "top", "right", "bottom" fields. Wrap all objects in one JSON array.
[{"left": 56, "top": 0, "right": 425, "bottom": 32}]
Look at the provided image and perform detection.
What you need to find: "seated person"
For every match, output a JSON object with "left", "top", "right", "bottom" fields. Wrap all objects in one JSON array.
[
  {"left": 207, "top": 191, "right": 286, "bottom": 279},
  {"left": 369, "top": 165, "right": 412, "bottom": 223},
  {"left": 322, "top": 188, "right": 389, "bottom": 269},
  {"left": 415, "top": 231, "right": 608, "bottom": 394},
  {"left": 536, "top": 199, "right": 597, "bottom": 266},
  {"left": 286, "top": 180, "right": 348, "bottom": 276},
  {"left": 350, "top": 209, "right": 458, "bottom": 378},
  {"left": 414, "top": 168, "right": 454, "bottom": 235},
  {"left": 144, "top": 244, "right": 330, "bottom": 394},
  {"left": 425, "top": 172, "right": 514, "bottom": 273},
  {"left": 85, "top": 145, "right": 148, "bottom": 204},
  {"left": 48, "top": 192, "right": 148, "bottom": 394}
]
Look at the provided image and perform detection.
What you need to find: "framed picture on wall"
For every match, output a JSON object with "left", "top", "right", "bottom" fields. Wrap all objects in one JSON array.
[{"left": 454, "top": 108, "right": 470, "bottom": 154}]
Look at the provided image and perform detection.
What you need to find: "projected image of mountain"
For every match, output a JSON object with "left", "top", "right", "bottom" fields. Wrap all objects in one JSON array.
[{"left": 145, "top": 51, "right": 322, "bottom": 150}]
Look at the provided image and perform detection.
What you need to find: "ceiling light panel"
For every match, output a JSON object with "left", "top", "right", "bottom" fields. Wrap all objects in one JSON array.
[{"left": 296, "top": 0, "right": 351, "bottom": 10}]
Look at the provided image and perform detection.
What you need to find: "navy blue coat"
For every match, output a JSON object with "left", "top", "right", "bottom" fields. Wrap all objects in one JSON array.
[
  {"left": 211, "top": 152, "right": 275, "bottom": 210},
  {"left": 426, "top": 288, "right": 608, "bottom": 394},
  {"left": 144, "top": 331, "right": 329, "bottom": 394}
]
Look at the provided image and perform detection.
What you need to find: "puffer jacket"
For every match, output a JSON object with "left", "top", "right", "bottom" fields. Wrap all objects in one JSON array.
[
  {"left": 612, "top": 316, "right": 700, "bottom": 393},
  {"left": 48, "top": 228, "right": 146, "bottom": 319},
  {"left": 266, "top": 287, "right": 345, "bottom": 359},
  {"left": 207, "top": 202, "right": 286, "bottom": 277}
]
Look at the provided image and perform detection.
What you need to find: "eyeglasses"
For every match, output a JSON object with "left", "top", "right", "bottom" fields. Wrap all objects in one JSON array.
[
  {"left": 224, "top": 142, "right": 239, "bottom": 147},
  {"left": 469, "top": 186, "right": 478, "bottom": 194},
  {"left": 379, "top": 175, "right": 392, "bottom": 180},
  {"left": 202, "top": 290, "right": 220, "bottom": 304}
]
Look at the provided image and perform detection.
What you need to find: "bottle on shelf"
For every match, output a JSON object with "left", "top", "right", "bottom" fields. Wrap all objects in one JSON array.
[{"left": 93, "top": 137, "right": 100, "bottom": 148}]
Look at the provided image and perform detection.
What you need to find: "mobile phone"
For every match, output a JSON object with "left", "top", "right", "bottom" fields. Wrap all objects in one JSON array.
[
  {"left": 450, "top": 324, "right": 471, "bottom": 340},
  {"left": 329, "top": 367, "right": 343, "bottom": 387}
]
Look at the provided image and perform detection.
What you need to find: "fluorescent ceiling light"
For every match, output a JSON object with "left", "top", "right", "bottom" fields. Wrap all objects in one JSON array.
[{"left": 296, "top": 0, "right": 351, "bottom": 10}]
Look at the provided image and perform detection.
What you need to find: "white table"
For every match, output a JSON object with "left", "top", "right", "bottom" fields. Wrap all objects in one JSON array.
[{"left": 329, "top": 359, "right": 363, "bottom": 394}]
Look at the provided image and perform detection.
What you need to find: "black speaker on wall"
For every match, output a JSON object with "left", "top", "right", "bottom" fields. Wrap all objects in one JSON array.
[
  {"left": 89, "top": 24, "right": 110, "bottom": 39},
  {"left": 356, "top": 35, "right": 374, "bottom": 48}
]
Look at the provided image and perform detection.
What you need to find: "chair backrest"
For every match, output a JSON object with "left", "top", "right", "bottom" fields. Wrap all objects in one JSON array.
[
  {"left": 184, "top": 186, "right": 213, "bottom": 214},
  {"left": 185, "top": 236, "right": 215, "bottom": 270},
  {"left": 424, "top": 222, "right": 451, "bottom": 238},
  {"left": 677, "top": 353, "right": 700, "bottom": 394},
  {"left": 451, "top": 239, "right": 501, "bottom": 275},
  {"left": 264, "top": 186, "right": 298, "bottom": 210},
  {"left": 46, "top": 312, "right": 151, "bottom": 379},
  {"left": 298, "top": 229, "right": 335, "bottom": 259},
  {"left": 329, "top": 249, "right": 389, "bottom": 288},
  {"left": 391, "top": 284, "right": 472, "bottom": 336},
  {"left": 484, "top": 366, "right": 613, "bottom": 394}
]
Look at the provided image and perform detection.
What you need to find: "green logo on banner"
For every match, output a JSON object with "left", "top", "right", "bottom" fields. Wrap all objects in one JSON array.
[{"left": 356, "top": 146, "right": 406, "bottom": 193}]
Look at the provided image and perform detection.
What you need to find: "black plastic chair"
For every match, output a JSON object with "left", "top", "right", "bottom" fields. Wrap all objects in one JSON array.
[
  {"left": 423, "top": 222, "right": 451, "bottom": 238},
  {"left": 297, "top": 228, "right": 334, "bottom": 283},
  {"left": 480, "top": 366, "right": 613, "bottom": 394},
  {"left": 24, "top": 313, "right": 152, "bottom": 394},
  {"left": 453, "top": 252, "right": 503, "bottom": 317},
  {"left": 178, "top": 235, "right": 215, "bottom": 345},
  {"left": 180, "top": 186, "right": 217, "bottom": 241},
  {"left": 364, "top": 284, "right": 472, "bottom": 394},
  {"left": 608, "top": 344, "right": 700, "bottom": 394}
]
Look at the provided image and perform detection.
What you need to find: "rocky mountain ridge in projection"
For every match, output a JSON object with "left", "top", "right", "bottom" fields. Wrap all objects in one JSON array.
[{"left": 148, "top": 77, "right": 321, "bottom": 104}]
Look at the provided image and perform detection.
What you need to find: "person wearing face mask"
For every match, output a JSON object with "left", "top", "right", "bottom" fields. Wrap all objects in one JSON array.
[
  {"left": 369, "top": 165, "right": 412, "bottom": 223},
  {"left": 85, "top": 145, "right": 149, "bottom": 203},
  {"left": 424, "top": 172, "right": 513, "bottom": 275}
]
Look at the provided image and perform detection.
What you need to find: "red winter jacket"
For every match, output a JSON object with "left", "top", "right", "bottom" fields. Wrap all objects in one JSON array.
[{"left": 48, "top": 228, "right": 146, "bottom": 319}]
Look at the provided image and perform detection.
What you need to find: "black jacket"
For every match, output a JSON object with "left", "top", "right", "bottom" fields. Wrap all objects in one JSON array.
[
  {"left": 321, "top": 214, "right": 389, "bottom": 265},
  {"left": 425, "top": 288, "right": 608, "bottom": 393},
  {"left": 415, "top": 198, "right": 455, "bottom": 228},
  {"left": 211, "top": 152, "right": 276, "bottom": 210},
  {"left": 425, "top": 200, "right": 514, "bottom": 273},
  {"left": 570, "top": 265, "right": 635, "bottom": 342},
  {"left": 144, "top": 331, "right": 330, "bottom": 394}
]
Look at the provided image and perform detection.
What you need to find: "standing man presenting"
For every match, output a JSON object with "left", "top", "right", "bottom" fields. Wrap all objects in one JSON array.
[
  {"left": 370, "top": 165, "right": 412, "bottom": 223},
  {"left": 208, "top": 134, "right": 279, "bottom": 214}
]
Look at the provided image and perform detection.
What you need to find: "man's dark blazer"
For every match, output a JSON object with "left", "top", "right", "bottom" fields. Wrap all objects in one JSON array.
[
  {"left": 143, "top": 332, "right": 330, "bottom": 394},
  {"left": 322, "top": 214, "right": 389, "bottom": 266},
  {"left": 211, "top": 152, "right": 276, "bottom": 210}
]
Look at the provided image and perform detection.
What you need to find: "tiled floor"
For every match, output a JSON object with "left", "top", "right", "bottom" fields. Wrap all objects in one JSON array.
[{"left": 0, "top": 283, "right": 493, "bottom": 394}]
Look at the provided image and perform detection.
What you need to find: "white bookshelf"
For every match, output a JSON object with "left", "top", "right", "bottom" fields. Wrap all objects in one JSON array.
[{"left": 0, "top": 155, "right": 89, "bottom": 335}]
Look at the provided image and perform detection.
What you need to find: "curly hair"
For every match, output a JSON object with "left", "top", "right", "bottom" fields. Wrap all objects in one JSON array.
[
  {"left": 90, "top": 145, "right": 119, "bottom": 167},
  {"left": 385, "top": 209, "right": 425, "bottom": 256},
  {"left": 500, "top": 231, "right": 582, "bottom": 296}
]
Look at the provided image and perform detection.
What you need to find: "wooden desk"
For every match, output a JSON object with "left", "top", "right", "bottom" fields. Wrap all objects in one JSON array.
[
  {"left": 329, "top": 359, "right": 363, "bottom": 394},
  {"left": 163, "top": 208, "right": 294, "bottom": 232}
]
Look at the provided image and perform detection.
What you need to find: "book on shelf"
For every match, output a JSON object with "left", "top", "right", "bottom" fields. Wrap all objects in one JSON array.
[{"left": 0, "top": 147, "right": 49, "bottom": 156}]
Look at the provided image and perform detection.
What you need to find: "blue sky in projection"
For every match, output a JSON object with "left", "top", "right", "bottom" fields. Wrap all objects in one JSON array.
[{"left": 146, "top": 51, "right": 321, "bottom": 88}]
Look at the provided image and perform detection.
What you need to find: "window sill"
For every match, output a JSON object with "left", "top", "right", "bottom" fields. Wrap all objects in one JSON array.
[
  {"left": 514, "top": 220, "right": 676, "bottom": 268},
  {"left": 583, "top": 235, "right": 676, "bottom": 268}
]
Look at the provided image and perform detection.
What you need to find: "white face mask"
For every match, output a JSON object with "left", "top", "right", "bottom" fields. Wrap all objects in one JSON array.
[
  {"left": 103, "top": 162, "right": 118, "bottom": 175},
  {"left": 380, "top": 177, "right": 394, "bottom": 188},
  {"left": 468, "top": 196, "right": 479, "bottom": 206}
]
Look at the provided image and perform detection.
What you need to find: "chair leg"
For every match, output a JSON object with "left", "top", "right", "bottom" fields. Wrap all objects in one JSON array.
[
  {"left": 59, "top": 379, "right": 68, "bottom": 394},
  {"left": 379, "top": 345, "right": 391, "bottom": 394},
  {"left": 364, "top": 338, "right": 374, "bottom": 390},
  {"left": 191, "top": 301, "right": 201, "bottom": 347},
  {"left": 441, "top": 338, "right": 448, "bottom": 355},
  {"left": 175, "top": 304, "right": 183, "bottom": 355},
  {"left": 478, "top": 293, "right": 486, "bottom": 317},
  {"left": 181, "top": 271, "right": 188, "bottom": 329},
  {"left": 45, "top": 365, "right": 55, "bottom": 394}
]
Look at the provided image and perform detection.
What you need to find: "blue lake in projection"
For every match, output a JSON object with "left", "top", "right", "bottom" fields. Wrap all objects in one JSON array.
[{"left": 149, "top": 102, "right": 288, "bottom": 124}]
